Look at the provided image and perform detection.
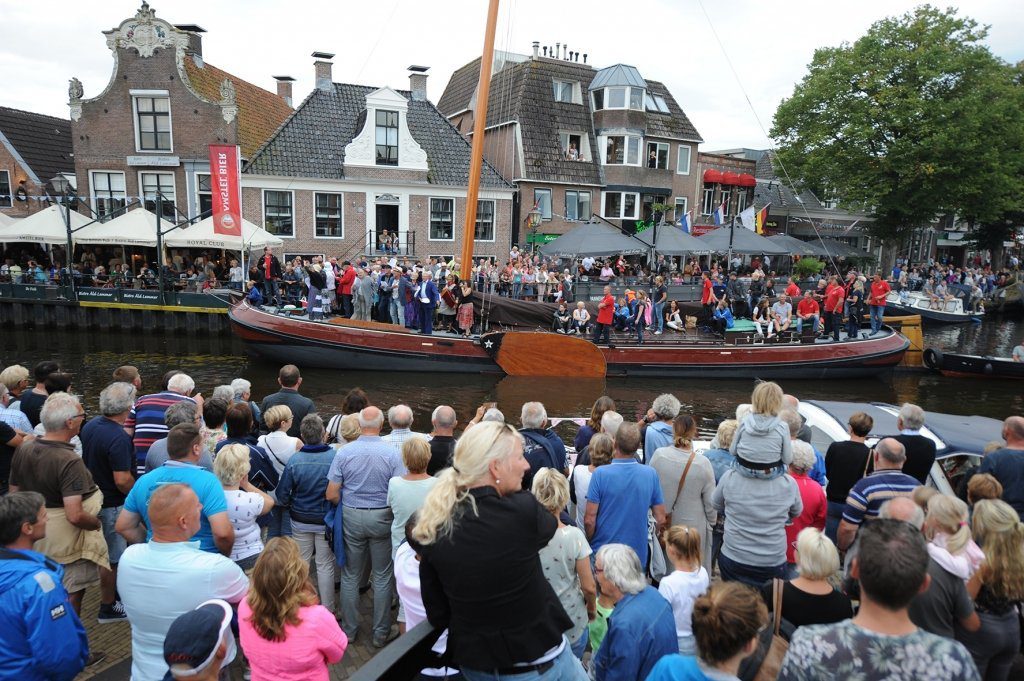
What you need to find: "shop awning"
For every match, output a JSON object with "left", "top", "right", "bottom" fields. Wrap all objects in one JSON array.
[
  {"left": 737, "top": 173, "right": 756, "bottom": 187},
  {"left": 722, "top": 171, "right": 740, "bottom": 185},
  {"left": 703, "top": 169, "right": 723, "bottom": 184},
  {"left": 0, "top": 205, "right": 89, "bottom": 244}
]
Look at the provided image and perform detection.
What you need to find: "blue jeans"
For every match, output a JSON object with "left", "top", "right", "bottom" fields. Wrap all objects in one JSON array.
[
  {"left": 796, "top": 314, "right": 819, "bottom": 334},
  {"left": 390, "top": 296, "right": 405, "bottom": 326},
  {"left": 869, "top": 305, "right": 884, "bottom": 333},
  {"left": 262, "top": 279, "right": 278, "bottom": 304},
  {"left": 267, "top": 507, "right": 292, "bottom": 538},
  {"left": 825, "top": 501, "right": 845, "bottom": 544},
  {"left": 460, "top": 643, "right": 587, "bottom": 681},
  {"left": 653, "top": 302, "right": 665, "bottom": 332},
  {"left": 570, "top": 627, "right": 588, "bottom": 659},
  {"left": 717, "top": 552, "right": 787, "bottom": 588},
  {"left": 636, "top": 320, "right": 646, "bottom": 344},
  {"left": 98, "top": 506, "right": 127, "bottom": 564}
]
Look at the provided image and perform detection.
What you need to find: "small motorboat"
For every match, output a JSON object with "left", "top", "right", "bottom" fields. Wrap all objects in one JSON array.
[
  {"left": 885, "top": 289, "right": 982, "bottom": 324},
  {"left": 923, "top": 347, "right": 1024, "bottom": 380}
]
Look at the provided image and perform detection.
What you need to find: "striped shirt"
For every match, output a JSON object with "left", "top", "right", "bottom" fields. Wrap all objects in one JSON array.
[
  {"left": 842, "top": 469, "right": 920, "bottom": 526},
  {"left": 126, "top": 392, "right": 195, "bottom": 468}
]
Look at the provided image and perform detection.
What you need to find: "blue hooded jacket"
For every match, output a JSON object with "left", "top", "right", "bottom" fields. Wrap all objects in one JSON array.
[{"left": 0, "top": 548, "right": 89, "bottom": 680}]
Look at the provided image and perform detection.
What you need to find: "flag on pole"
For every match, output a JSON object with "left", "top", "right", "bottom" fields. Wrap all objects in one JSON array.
[
  {"left": 755, "top": 204, "right": 771, "bottom": 235},
  {"left": 712, "top": 203, "right": 725, "bottom": 226},
  {"left": 738, "top": 206, "right": 756, "bottom": 232},
  {"left": 678, "top": 209, "right": 692, "bottom": 234}
]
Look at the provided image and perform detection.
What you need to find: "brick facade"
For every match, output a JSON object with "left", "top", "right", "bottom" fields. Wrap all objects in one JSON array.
[
  {"left": 693, "top": 152, "right": 757, "bottom": 232},
  {"left": 0, "top": 144, "right": 48, "bottom": 218}
]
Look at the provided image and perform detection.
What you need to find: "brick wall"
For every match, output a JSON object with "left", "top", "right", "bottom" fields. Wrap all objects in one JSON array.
[
  {"left": 0, "top": 145, "right": 49, "bottom": 218},
  {"left": 72, "top": 47, "right": 236, "bottom": 217}
]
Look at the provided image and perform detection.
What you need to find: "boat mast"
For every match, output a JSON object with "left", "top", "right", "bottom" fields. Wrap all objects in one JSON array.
[{"left": 459, "top": 0, "right": 501, "bottom": 278}]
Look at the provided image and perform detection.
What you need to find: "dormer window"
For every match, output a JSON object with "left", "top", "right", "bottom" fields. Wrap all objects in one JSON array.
[
  {"left": 644, "top": 94, "right": 670, "bottom": 113},
  {"left": 375, "top": 110, "right": 399, "bottom": 166},
  {"left": 591, "top": 86, "right": 645, "bottom": 111},
  {"left": 559, "top": 131, "right": 589, "bottom": 161},
  {"left": 552, "top": 79, "right": 581, "bottom": 104}
]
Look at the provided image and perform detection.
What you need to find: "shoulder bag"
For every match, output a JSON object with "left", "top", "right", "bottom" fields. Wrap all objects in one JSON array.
[{"left": 751, "top": 578, "right": 789, "bottom": 681}]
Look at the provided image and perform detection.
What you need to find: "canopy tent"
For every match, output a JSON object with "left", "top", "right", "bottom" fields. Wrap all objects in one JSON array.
[
  {"left": 0, "top": 212, "right": 19, "bottom": 227},
  {"left": 809, "top": 237, "right": 868, "bottom": 259},
  {"left": 161, "top": 215, "right": 283, "bottom": 250},
  {"left": 0, "top": 205, "right": 89, "bottom": 244},
  {"left": 635, "top": 225, "right": 712, "bottom": 256},
  {"left": 539, "top": 221, "right": 647, "bottom": 257},
  {"left": 767, "top": 233, "right": 829, "bottom": 257},
  {"left": 72, "top": 208, "right": 166, "bottom": 247},
  {"left": 697, "top": 226, "right": 788, "bottom": 255}
]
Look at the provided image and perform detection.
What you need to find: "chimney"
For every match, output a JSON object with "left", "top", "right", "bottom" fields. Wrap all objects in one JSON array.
[
  {"left": 312, "top": 51, "right": 335, "bottom": 91},
  {"left": 532, "top": 41, "right": 539, "bottom": 59},
  {"left": 556, "top": 43, "right": 560, "bottom": 60},
  {"left": 174, "top": 24, "right": 206, "bottom": 57},
  {"left": 408, "top": 65, "right": 429, "bottom": 101},
  {"left": 583, "top": 53, "right": 588, "bottom": 64},
  {"left": 273, "top": 76, "right": 295, "bottom": 107}
]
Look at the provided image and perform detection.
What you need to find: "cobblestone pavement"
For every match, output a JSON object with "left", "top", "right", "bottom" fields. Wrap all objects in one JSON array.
[{"left": 76, "top": 584, "right": 388, "bottom": 680}]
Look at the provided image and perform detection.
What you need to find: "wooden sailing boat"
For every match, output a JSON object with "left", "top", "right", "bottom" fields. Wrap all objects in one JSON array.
[{"left": 228, "top": 0, "right": 909, "bottom": 378}]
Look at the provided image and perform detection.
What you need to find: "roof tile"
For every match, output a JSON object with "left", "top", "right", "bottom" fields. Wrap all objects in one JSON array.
[{"left": 0, "top": 107, "right": 73, "bottom": 184}]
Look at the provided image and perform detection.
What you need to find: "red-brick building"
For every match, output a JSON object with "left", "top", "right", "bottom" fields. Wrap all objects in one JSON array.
[
  {"left": 68, "top": 2, "right": 292, "bottom": 225},
  {"left": 0, "top": 107, "right": 73, "bottom": 219}
]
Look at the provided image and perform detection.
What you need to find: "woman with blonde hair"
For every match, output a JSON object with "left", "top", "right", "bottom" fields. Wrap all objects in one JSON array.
[
  {"left": 214, "top": 444, "right": 274, "bottom": 570},
  {"left": 925, "top": 494, "right": 983, "bottom": 580},
  {"left": 730, "top": 381, "right": 792, "bottom": 472},
  {"left": 958, "top": 499, "right": 1024, "bottom": 680},
  {"left": 410, "top": 421, "right": 586, "bottom": 680},
  {"left": 647, "top": 581, "right": 767, "bottom": 681},
  {"left": 257, "top": 405, "right": 302, "bottom": 474},
  {"left": 650, "top": 415, "right": 716, "bottom": 572},
  {"left": 387, "top": 438, "right": 440, "bottom": 556},
  {"left": 239, "top": 537, "right": 348, "bottom": 680},
  {"left": 570, "top": 432, "right": 613, "bottom": 528},
  {"left": 659, "top": 526, "right": 710, "bottom": 654},
  {"left": 532, "top": 468, "right": 596, "bottom": 659}
]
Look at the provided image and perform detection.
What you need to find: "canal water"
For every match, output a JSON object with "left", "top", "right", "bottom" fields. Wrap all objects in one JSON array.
[{"left": 5, "top": 318, "right": 1022, "bottom": 437}]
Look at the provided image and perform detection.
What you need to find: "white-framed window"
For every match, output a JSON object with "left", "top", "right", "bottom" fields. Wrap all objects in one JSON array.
[
  {"left": 565, "top": 190, "right": 591, "bottom": 221},
  {"left": 559, "top": 131, "right": 588, "bottom": 161},
  {"left": 90, "top": 171, "right": 127, "bottom": 220},
  {"left": 629, "top": 87, "right": 643, "bottom": 110},
  {"left": 720, "top": 189, "right": 732, "bottom": 217},
  {"left": 534, "top": 188, "right": 552, "bottom": 220},
  {"left": 552, "top": 80, "right": 580, "bottom": 104},
  {"left": 132, "top": 95, "right": 172, "bottom": 152},
  {"left": 701, "top": 187, "right": 716, "bottom": 216},
  {"left": 607, "top": 87, "right": 626, "bottom": 109},
  {"left": 602, "top": 191, "right": 639, "bottom": 220},
  {"left": 604, "top": 135, "right": 641, "bottom": 165},
  {"left": 375, "top": 110, "right": 399, "bottom": 166},
  {"left": 595, "top": 86, "right": 644, "bottom": 110},
  {"left": 429, "top": 197, "right": 455, "bottom": 240},
  {"left": 315, "top": 192, "right": 344, "bottom": 238},
  {"left": 475, "top": 199, "right": 495, "bottom": 241},
  {"left": 646, "top": 142, "right": 669, "bottom": 169},
  {"left": 591, "top": 89, "right": 604, "bottom": 110},
  {"left": 262, "top": 190, "right": 294, "bottom": 237},
  {"left": 139, "top": 171, "right": 176, "bottom": 220},
  {"left": 676, "top": 145, "right": 691, "bottom": 175},
  {"left": 195, "top": 173, "right": 213, "bottom": 217},
  {"left": 0, "top": 170, "right": 10, "bottom": 207},
  {"left": 674, "top": 197, "right": 688, "bottom": 224},
  {"left": 736, "top": 191, "right": 747, "bottom": 215}
]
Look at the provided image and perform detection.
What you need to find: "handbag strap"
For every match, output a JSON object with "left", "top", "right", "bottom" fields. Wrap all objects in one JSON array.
[
  {"left": 670, "top": 451, "right": 697, "bottom": 514},
  {"left": 772, "top": 578, "right": 784, "bottom": 636}
]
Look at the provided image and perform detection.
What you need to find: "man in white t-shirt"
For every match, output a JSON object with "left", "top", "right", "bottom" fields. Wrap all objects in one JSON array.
[
  {"left": 118, "top": 483, "right": 248, "bottom": 681},
  {"left": 394, "top": 528, "right": 457, "bottom": 678},
  {"left": 772, "top": 295, "right": 793, "bottom": 334}
]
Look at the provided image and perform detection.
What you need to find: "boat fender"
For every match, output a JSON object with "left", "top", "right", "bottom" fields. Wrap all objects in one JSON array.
[
  {"left": 923, "top": 348, "right": 942, "bottom": 370},
  {"left": 984, "top": 362, "right": 993, "bottom": 375}
]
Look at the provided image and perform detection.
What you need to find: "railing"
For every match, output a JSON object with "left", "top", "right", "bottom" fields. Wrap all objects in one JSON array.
[
  {"left": 348, "top": 622, "right": 443, "bottom": 681},
  {"left": 364, "top": 230, "right": 417, "bottom": 258}
]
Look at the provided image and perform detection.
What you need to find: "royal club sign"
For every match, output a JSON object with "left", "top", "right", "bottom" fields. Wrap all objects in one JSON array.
[{"left": 208, "top": 144, "right": 242, "bottom": 237}]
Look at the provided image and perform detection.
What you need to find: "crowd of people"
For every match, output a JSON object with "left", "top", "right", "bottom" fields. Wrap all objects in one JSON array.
[{"left": 1, "top": 357, "right": 1024, "bottom": 680}]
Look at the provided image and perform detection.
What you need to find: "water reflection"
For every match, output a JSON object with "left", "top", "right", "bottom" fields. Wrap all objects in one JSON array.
[{"left": 5, "top": 316, "right": 1021, "bottom": 432}]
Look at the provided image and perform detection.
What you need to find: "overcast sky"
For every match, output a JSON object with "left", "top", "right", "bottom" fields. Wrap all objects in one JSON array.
[{"left": 1, "top": 0, "right": 1021, "bottom": 150}]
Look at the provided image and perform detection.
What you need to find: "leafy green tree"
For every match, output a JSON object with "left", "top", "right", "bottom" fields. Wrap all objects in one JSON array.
[{"left": 771, "top": 5, "right": 1024, "bottom": 257}]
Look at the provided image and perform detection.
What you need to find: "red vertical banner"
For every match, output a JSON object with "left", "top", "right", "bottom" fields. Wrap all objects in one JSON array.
[{"left": 208, "top": 144, "right": 242, "bottom": 237}]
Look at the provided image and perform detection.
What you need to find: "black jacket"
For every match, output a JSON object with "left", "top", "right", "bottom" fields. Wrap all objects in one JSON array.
[
  {"left": 260, "top": 389, "right": 315, "bottom": 438},
  {"left": 411, "top": 488, "right": 573, "bottom": 670}
]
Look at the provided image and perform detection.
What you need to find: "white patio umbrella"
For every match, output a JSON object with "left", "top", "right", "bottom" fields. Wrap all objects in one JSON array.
[
  {"left": 73, "top": 208, "right": 167, "bottom": 247},
  {"left": 0, "top": 212, "right": 19, "bottom": 227},
  {"left": 161, "top": 215, "right": 283, "bottom": 251},
  {"left": 0, "top": 205, "right": 89, "bottom": 244}
]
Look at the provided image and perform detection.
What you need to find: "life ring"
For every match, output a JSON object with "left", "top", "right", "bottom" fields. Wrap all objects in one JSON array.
[{"left": 923, "top": 348, "right": 943, "bottom": 370}]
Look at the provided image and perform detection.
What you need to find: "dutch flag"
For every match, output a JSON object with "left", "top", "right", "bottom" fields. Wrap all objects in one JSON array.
[
  {"left": 712, "top": 203, "right": 725, "bottom": 226},
  {"left": 678, "top": 209, "right": 692, "bottom": 234}
]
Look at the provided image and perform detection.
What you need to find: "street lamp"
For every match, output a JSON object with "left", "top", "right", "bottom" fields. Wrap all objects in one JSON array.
[
  {"left": 526, "top": 207, "right": 542, "bottom": 253},
  {"left": 50, "top": 174, "right": 74, "bottom": 298}
]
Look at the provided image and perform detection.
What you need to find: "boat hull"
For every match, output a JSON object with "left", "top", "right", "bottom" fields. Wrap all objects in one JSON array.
[
  {"left": 230, "top": 301, "right": 908, "bottom": 378},
  {"left": 923, "top": 348, "right": 1024, "bottom": 380}
]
